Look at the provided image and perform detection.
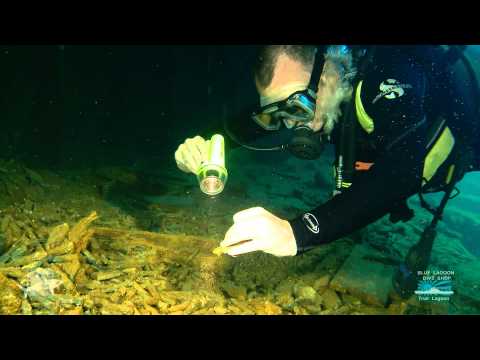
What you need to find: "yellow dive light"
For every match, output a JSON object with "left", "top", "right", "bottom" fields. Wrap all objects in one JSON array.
[{"left": 196, "top": 134, "right": 228, "bottom": 196}]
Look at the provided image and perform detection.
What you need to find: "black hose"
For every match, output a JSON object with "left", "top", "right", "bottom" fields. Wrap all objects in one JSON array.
[{"left": 222, "top": 116, "right": 285, "bottom": 152}]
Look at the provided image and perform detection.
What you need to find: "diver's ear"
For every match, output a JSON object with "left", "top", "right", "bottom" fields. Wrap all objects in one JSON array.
[{"left": 309, "top": 112, "right": 325, "bottom": 132}]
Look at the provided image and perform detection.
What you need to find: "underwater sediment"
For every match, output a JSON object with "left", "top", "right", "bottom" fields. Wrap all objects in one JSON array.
[{"left": 0, "top": 157, "right": 478, "bottom": 315}]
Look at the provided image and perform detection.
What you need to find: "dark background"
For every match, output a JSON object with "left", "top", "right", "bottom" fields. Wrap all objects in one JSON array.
[{"left": 0, "top": 45, "right": 261, "bottom": 169}]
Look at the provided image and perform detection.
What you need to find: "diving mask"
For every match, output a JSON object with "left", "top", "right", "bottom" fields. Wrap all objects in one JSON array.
[{"left": 252, "top": 88, "right": 317, "bottom": 131}]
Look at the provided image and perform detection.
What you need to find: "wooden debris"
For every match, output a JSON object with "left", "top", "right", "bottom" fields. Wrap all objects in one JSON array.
[
  {"left": 46, "top": 223, "right": 70, "bottom": 250},
  {"left": 1, "top": 206, "right": 417, "bottom": 316},
  {"left": 69, "top": 211, "right": 98, "bottom": 253},
  {"left": 94, "top": 270, "right": 124, "bottom": 281}
]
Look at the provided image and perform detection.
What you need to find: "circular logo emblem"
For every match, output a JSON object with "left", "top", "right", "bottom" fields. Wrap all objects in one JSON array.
[
  {"left": 372, "top": 79, "right": 413, "bottom": 104},
  {"left": 380, "top": 79, "right": 405, "bottom": 99},
  {"left": 302, "top": 213, "right": 320, "bottom": 234}
]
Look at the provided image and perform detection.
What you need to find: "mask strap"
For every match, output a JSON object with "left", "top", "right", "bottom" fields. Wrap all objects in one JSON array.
[{"left": 308, "top": 47, "right": 326, "bottom": 93}]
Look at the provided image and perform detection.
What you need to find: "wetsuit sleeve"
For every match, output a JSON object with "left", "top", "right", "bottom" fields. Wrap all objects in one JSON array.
[{"left": 290, "top": 57, "right": 429, "bottom": 254}]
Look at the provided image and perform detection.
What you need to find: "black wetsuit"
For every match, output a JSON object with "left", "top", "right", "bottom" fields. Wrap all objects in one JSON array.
[{"left": 289, "top": 46, "right": 475, "bottom": 254}]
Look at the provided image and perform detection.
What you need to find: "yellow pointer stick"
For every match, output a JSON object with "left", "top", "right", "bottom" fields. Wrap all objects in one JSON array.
[{"left": 212, "top": 239, "right": 253, "bottom": 256}]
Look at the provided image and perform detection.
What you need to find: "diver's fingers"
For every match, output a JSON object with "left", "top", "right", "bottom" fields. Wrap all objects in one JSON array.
[
  {"left": 175, "top": 145, "right": 189, "bottom": 171},
  {"left": 183, "top": 150, "right": 201, "bottom": 174},
  {"left": 221, "top": 223, "right": 256, "bottom": 247},
  {"left": 175, "top": 144, "right": 186, "bottom": 164},
  {"left": 190, "top": 136, "right": 206, "bottom": 160},
  {"left": 226, "top": 239, "right": 262, "bottom": 256},
  {"left": 176, "top": 144, "right": 197, "bottom": 173},
  {"left": 185, "top": 138, "right": 203, "bottom": 168},
  {"left": 181, "top": 139, "right": 203, "bottom": 173},
  {"left": 176, "top": 159, "right": 191, "bottom": 173},
  {"left": 175, "top": 146, "right": 191, "bottom": 173},
  {"left": 192, "top": 135, "right": 205, "bottom": 143},
  {"left": 192, "top": 136, "right": 209, "bottom": 162},
  {"left": 233, "top": 207, "right": 266, "bottom": 223}
]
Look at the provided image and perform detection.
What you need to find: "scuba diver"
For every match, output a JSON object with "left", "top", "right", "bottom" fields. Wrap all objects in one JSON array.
[{"left": 174, "top": 45, "right": 480, "bottom": 298}]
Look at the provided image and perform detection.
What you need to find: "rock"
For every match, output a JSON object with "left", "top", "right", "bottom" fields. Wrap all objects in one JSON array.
[
  {"left": 317, "top": 256, "right": 341, "bottom": 273},
  {"left": 349, "top": 305, "right": 390, "bottom": 315},
  {"left": 0, "top": 234, "right": 5, "bottom": 255},
  {"left": 403, "top": 296, "right": 450, "bottom": 315},
  {"left": 294, "top": 285, "right": 317, "bottom": 301},
  {"left": 221, "top": 282, "right": 247, "bottom": 300},
  {"left": 181, "top": 279, "right": 194, "bottom": 291},
  {"left": 59, "top": 307, "right": 83, "bottom": 315},
  {"left": 387, "top": 302, "right": 408, "bottom": 315},
  {"left": 23, "top": 167, "right": 45, "bottom": 186},
  {"left": 253, "top": 300, "right": 283, "bottom": 315},
  {"left": 294, "top": 285, "right": 321, "bottom": 306},
  {"left": 452, "top": 260, "right": 480, "bottom": 312},
  {"left": 46, "top": 223, "right": 70, "bottom": 250},
  {"left": 229, "top": 252, "right": 290, "bottom": 290},
  {"left": 213, "top": 305, "right": 228, "bottom": 314},
  {"left": 0, "top": 273, "right": 22, "bottom": 314},
  {"left": 21, "top": 299, "right": 32, "bottom": 314},
  {"left": 293, "top": 305, "right": 309, "bottom": 315},
  {"left": 276, "top": 278, "right": 297, "bottom": 297},
  {"left": 341, "top": 294, "right": 362, "bottom": 306},
  {"left": 276, "top": 293, "right": 295, "bottom": 311},
  {"left": 321, "top": 289, "right": 342, "bottom": 310},
  {"left": 304, "top": 304, "right": 323, "bottom": 314},
  {"left": 58, "top": 255, "right": 81, "bottom": 280},
  {"left": 330, "top": 244, "right": 395, "bottom": 307},
  {"left": 313, "top": 275, "right": 331, "bottom": 291}
]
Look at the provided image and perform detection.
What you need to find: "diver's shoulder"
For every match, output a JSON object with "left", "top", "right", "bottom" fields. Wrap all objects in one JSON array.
[
  {"left": 358, "top": 47, "right": 427, "bottom": 112},
  {"left": 370, "top": 46, "right": 427, "bottom": 72}
]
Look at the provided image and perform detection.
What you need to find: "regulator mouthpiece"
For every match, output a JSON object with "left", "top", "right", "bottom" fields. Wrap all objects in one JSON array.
[{"left": 196, "top": 134, "right": 228, "bottom": 196}]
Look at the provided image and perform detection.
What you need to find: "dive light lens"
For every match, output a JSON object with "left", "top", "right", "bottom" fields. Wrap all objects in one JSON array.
[
  {"left": 196, "top": 135, "right": 228, "bottom": 196},
  {"left": 199, "top": 175, "right": 224, "bottom": 196}
]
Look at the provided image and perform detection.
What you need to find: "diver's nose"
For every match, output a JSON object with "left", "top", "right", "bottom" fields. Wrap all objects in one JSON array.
[{"left": 284, "top": 119, "right": 297, "bottom": 129}]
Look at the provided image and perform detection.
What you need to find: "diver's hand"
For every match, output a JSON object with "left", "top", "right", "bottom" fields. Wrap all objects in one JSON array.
[
  {"left": 220, "top": 207, "right": 297, "bottom": 257},
  {"left": 174, "top": 136, "right": 211, "bottom": 174}
]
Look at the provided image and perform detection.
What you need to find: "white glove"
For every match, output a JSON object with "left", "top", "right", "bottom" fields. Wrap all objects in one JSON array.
[
  {"left": 174, "top": 136, "right": 211, "bottom": 174},
  {"left": 220, "top": 207, "right": 298, "bottom": 257}
]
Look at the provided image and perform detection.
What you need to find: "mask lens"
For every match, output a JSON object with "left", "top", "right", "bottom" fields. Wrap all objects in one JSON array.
[
  {"left": 252, "top": 110, "right": 282, "bottom": 131},
  {"left": 284, "top": 107, "right": 312, "bottom": 121},
  {"left": 279, "top": 93, "right": 315, "bottom": 124},
  {"left": 253, "top": 91, "right": 315, "bottom": 130}
]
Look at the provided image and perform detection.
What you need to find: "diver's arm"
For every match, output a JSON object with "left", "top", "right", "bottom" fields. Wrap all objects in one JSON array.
[
  {"left": 290, "top": 126, "right": 427, "bottom": 252},
  {"left": 290, "top": 52, "right": 429, "bottom": 253}
]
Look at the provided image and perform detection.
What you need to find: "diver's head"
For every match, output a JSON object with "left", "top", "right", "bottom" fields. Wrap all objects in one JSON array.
[
  {"left": 225, "top": 46, "right": 358, "bottom": 160},
  {"left": 254, "top": 45, "right": 315, "bottom": 99},
  {"left": 254, "top": 46, "right": 320, "bottom": 131},
  {"left": 253, "top": 45, "right": 357, "bottom": 136}
]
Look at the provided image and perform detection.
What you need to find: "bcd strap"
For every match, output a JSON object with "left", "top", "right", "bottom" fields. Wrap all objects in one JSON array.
[
  {"left": 355, "top": 161, "right": 374, "bottom": 171},
  {"left": 419, "top": 145, "right": 464, "bottom": 222},
  {"left": 335, "top": 46, "right": 376, "bottom": 192}
]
